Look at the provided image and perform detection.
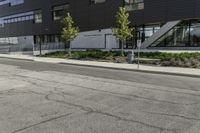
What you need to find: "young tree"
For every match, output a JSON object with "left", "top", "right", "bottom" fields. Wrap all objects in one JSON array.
[
  {"left": 61, "top": 13, "right": 79, "bottom": 56},
  {"left": 112, "top": 7, "right": 134, "bottom": 56}
]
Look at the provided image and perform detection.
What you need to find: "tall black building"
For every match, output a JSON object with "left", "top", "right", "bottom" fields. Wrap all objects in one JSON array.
[{"left": 0, "top": 0, "right": 200, "bottom": 52}]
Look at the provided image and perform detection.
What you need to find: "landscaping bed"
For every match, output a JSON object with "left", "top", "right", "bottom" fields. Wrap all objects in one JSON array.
[
  {"left": 41, "top": 50, "right": 200, "bottom": 68},
  {"left": 42, "top": 50, "right": 128, "bottom": 63},
  {"left": 140, "top": 52, "right": 200, "bottom": 68}
]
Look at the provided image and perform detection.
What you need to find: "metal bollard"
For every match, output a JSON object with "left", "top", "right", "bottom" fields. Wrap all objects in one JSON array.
[{"left": 128, "top": 51, "right": 134, "bottom": 64}]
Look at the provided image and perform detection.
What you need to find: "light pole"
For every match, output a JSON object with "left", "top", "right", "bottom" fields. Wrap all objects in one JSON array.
[
  {"left": 137, "top": 40, "right": 142, "bottom": 69},
  {"left": 39, "top": 36, "right": 42, "bottom": 56}
]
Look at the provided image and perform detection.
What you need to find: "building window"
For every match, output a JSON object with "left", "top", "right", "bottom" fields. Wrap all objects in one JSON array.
[
  {"left": 0, "top": 0, "right": 24, "bottom": 6},
  {"left": 90, "top": 0, "right": 106, "bottom": 4},
  {"left": 0, "top": 0, "right": 9, "bottom": 6},
  {"left": 53, "top": 4, "right": 69, "bottom": 21},
  {"left": 34, "top": 36, "right": 41, "bottom": 44},
  {"left": 10, "top": 0, "right": 24, "bottom": 6},
  {"left": 122, "top": 25, "right": 161, "bottom": 49},
  {"left": 124, "top": 0, "right": 144, "bottom": 11},
  {"left": 0, "top": 19, "right": 4, "bottom": 28},
  {"left": 3, "top": 14, "right": 33, "bottom": 24},
  {"left": 0, "top": 37, "right": 18, "bottom": 44},
  {"left": 34, "top": 35, "right": 62, "bottom": 44},
  {"left": 0, "top": 10, "right": 43, "bottom": 27},
  {"left": 0, "top": 23, "right": 4, "bottom": 28},
  {"left": 151, "top": 20, "right": 200, "bottom": 47},
  {"left": 137, "top": 25, "right": 160, "bottom": 40},
  {"left": 190, "top": 20, "right": 200, "bottom": 47},
  {"left": 34, "top": 10, "right": 42, "bottom": 23}
]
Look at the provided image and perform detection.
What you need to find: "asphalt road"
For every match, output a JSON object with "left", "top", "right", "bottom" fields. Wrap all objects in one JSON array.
[{"left": 0, "top": 58, "right": 200, "bottom": 133}]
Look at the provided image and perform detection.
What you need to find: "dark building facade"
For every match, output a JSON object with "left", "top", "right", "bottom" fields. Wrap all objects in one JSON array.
[{"left": 0, "top": 0, "right": 200, "bottom": 52}]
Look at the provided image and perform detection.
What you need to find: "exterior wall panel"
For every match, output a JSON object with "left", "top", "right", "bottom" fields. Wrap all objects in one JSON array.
[{"left": 0, "top": 0, "right": 200, "bottom": 38}]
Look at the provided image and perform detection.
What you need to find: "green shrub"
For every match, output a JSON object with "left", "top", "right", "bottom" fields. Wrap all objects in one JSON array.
[
  {"left": 42, "top": 50, "right": 200, "bottom": 67},
  {"left": 42, "top": 51, "right": 67, "bottom": 58},
  {"left": 139, "top": 52, "right": 200, "bottom": 61}
]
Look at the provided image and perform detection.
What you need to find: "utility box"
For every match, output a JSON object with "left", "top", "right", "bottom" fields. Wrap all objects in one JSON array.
[{"left": 128, "top": 51, "right": 134, "bottom": 64}]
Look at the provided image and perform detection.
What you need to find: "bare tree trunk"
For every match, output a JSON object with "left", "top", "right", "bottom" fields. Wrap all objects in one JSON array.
[
  {"left": 68, "top": 41, "right": 72, "bottom": 57},
  {"left": 121, "top": 40, "right": 125, "bottom": 56},
  {"left": 64, "top": 41, "right": 68, "bottom": 50},
  {"left": 39, "top": 41, "right": 42, "bottom": 56}
]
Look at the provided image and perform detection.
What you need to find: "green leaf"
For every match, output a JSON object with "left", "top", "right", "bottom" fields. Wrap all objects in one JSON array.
[
  {"left": 112, "top": 7, "right": 134, "bottom": 41},
  {"left": 61, "top": 13, "right": 79, "bottom": 43}
]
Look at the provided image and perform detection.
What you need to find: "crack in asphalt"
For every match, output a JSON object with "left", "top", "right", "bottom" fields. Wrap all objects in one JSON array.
[
  {"left": 5, "top": 74, "right": 197, "bottom": 133},
  {"left": 45, "top": 93, "right": 178, "bottom": 133},
  {"left": 53, "top": 73, "right": 200, "bottom": 95},
  {"left": 11, "top": 113, "right": 73, "bottom": 133},
  {"left": 41, "top": 70, "right": 200, "bottom": 92},
  {"left": 10, "top": 71, "right": 200, "bottom": 100},
  {"left": 16, "top": 74, "right": 200, "bottom": 106},
  {"left": 0, "top": 88, "right": 46, "bottom": 96},
  {"left": 45, "top": 94, "right": 94, "bottom": 112},
  {"left": 144, "top": 111, "right": 200, "bottom": 121},
  {"left": 67, "top": 84, "right": 198, "bottom": 105},
  {"left": 0, "top": 61, "right": 198, "bottom": 133},
  {"left": 17, "top": 71, "right": 200, "bottom": 96}
]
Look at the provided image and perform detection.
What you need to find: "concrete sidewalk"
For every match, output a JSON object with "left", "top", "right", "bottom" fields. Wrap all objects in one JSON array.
[{"left": 0, "top": 54, "right": 199, "bottom": 78}]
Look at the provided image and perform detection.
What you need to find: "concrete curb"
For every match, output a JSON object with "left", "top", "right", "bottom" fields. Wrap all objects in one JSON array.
[
  {"left": 0, "top": 56, "right": 34, "bottom": 61},
  {"left": 59, "top": 62, "right": 200, "bottom": 78},
  {"left": 0, "top": 55, "right": 199, "bottom": 78}
]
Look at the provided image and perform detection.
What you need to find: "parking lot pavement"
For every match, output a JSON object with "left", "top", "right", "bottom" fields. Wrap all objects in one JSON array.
[{"left": 0, "top": 60, "right": 200, "bottom": 133}]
